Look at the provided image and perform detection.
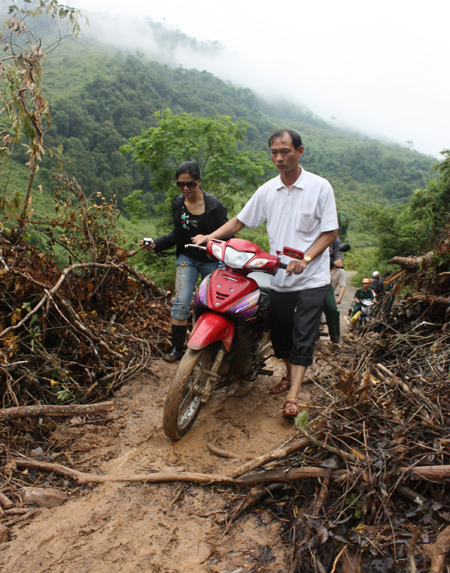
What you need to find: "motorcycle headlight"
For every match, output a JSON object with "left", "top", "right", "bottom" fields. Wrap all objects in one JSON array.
[
  {"left": 247, "top": 258, "right": 269, "bottom": 269},
  {"left": 212, "top": 243, "right": 223, "bottom": 261},
  {"left": 224, "top": 247, "right": 254, "bottom": 269}
]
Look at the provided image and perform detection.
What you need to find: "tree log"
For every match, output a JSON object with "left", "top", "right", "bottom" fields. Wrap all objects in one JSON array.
[
  {"left": 0, "top": 401, "right": 114, "bottom": 421},
  {"left": 429, "top": 525, "right": 450, "bottom": 573},
  {"left": 389, "top": 251, "right": 434, "bottom": 270}
]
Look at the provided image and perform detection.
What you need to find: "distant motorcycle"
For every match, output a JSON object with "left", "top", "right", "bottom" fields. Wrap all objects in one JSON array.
[{"left": 348, "top": 298, "right": 376, "bottom": 330}]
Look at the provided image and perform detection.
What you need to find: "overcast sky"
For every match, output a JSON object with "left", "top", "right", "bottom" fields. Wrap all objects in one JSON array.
[{"left": 70, "top": 0, "right": 449, "bottom": 159}]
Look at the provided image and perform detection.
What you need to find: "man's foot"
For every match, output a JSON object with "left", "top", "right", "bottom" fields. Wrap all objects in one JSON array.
[
  {"left": 268, "top": 376, "right": 291, "bottom": 394},
  {"left": 282, "top": 399, "right": 300, "bottom": 418}
]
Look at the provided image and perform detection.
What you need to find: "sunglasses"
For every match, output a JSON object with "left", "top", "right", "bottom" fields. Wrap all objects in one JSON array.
[{"left": 176, "top": 180, "right": 198, "bottom": 190}]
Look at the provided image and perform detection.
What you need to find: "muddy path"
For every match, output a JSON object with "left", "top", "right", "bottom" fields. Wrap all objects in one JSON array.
[
  {"left": 0, "top": 357, "right": 300, "bottom": 572},
  {"left": 0, "top": 284, "right": 356, "bottom": 573}
]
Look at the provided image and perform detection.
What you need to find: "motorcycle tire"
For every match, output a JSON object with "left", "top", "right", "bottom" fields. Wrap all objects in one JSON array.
[{"left": 163, "top": 345, "right": 216, "bottom": 440}]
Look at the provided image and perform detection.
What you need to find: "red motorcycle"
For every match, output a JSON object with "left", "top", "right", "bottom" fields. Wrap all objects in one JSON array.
[{"left": 163, "top": 237, "right": 304, "bottom": 440}]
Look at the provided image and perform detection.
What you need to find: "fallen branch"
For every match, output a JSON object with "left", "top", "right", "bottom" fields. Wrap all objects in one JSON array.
[
  {"left": 296, "top": 427, "right": 359, "bottom": 464},
  {"left": 389, "top": 252, "right": 434, "bottom": 270},
  {"left": 230, "top": 437, "right": 311, "bottom": 478},
  {"left": 407, "top": 526, "right": 421, "bottom": 573},
  {"left": 429, "top": 525, "right": 450, "bottom": 573},
  {"left": 4, "top": 508, "right": 30, "bottom": 516},
  {"left": 290, "top": 469, "right": 332, "bottom": 573},
  {"left": 406, "top": 294, "right": 450, "bottom": 306},
  {"left": 0, "top": 401, "right": 114, "bottom": 421},
  {"left": 227, "top": 483, "right": 285, "bottom": 525},
  {"left": 376, "top": 363, "right": 436, "bottom": 411},
  {"left": 13, "top": 458, "right": 236, "bottom": 485},
  {"left": 0, "top": 492, "right": 13, "bottom": 509},
  {"left": 206, "top": 442, "right": 238, "bottom": 459},
  {"left": 12, "top": 458, "right": 450, "bottom": 488},
  {"left": 5, "top": 508, "right": 39, "bottom": 527}
]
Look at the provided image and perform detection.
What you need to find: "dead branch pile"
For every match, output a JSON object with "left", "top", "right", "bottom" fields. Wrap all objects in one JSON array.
[
  {"left": 236, "top": 233, "right": 450, "bottom": 572},
  {"left": 0, "top": 234, "right": 171, "bottom": 409},
  {"left": 229, "top": 234, "right": 450, "bottom": 572}
]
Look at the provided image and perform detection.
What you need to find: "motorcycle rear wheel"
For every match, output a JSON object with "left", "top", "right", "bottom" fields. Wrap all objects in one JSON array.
[{"left": 163, "top": 345, "right": 216, "bottom": 440}]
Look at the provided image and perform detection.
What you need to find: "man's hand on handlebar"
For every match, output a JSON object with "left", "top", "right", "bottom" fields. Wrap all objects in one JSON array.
[
  {"left": 192, "top": 234, "right": 210, "bottom": 245},
  {"left": 286, "top": 259, "right": 307, "bottom": 276},
  {"left": 334, "top": 259, "right": 344, "bottom": 269}
]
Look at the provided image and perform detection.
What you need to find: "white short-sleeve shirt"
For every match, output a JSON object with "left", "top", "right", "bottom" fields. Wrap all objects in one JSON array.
[{"left": 237, "top": 169, "right": 338, "bottom": 292}]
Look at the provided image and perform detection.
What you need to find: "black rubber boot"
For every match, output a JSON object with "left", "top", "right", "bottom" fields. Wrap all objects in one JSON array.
[{"left": 163, "top": 325, "right": 187, "bottom": 362}]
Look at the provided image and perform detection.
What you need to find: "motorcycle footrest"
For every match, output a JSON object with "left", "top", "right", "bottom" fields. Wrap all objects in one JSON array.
[{"left": 256, "top": 369, "right": 273, "bottom": 375}]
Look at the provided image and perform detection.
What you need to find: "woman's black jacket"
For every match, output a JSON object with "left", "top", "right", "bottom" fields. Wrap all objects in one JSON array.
[{"left": 153, "top": 190, "right": 228, "bottom": 258}]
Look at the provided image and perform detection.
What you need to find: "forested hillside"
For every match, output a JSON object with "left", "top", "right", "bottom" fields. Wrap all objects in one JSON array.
[{"left": 0, "top": 4, "right": 437, "bottom": 248}]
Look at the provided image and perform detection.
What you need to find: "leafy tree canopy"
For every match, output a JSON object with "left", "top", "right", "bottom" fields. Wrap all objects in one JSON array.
[
  {"left": 121, "top": 110, "right": 274, "bottom": 207},
  {"left": 348, "top": 150, "right": 450, "bottom": 281}
]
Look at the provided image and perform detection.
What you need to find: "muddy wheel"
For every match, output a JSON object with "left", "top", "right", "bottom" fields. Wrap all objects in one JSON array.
[{"left": 163, "top": 346, "right": 216, "bottom": 440}]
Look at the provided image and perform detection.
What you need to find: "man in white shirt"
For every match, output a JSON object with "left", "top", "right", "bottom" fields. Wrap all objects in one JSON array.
[{"left": 193, "top": 130, "right": 338, "bottom": 418}]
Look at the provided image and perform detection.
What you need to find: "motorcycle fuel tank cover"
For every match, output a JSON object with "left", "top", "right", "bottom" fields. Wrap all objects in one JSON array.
[{"left": 195, "top": 269, "right": 260, "bottom": 315}]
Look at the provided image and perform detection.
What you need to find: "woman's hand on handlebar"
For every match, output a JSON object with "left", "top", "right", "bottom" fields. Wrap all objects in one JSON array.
[
  {"left": 286, "top": 259, "right": 307, "bottom": 276},
  {"left": 192, "top": 234, "right": 210, "bottom": 245}
]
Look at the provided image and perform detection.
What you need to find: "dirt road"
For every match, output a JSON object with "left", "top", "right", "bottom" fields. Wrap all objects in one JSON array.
[
  {"left": 0, "top": 275, "right": 357, "bottom": 572},
  {"left": 0, "top": 358, "right": 304, "bottom": 572}
]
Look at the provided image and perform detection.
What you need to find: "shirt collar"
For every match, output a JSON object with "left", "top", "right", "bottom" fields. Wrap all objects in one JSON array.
[{"left": 275, "top": 168, "right": 306, "bottom": 191}]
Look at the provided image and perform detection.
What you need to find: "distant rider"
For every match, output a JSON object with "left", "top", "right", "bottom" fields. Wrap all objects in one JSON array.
[
  {"left": 349, "top": 278, "right": 376, "bottom": 328},
  {"left": 369, "top": 271, "right": 384, "bottom": 298}
]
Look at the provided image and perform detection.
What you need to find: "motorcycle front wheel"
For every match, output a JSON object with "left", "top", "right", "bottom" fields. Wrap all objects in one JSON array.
[{"left": 163, "top": 345, "right": 216, "bottom": 440}]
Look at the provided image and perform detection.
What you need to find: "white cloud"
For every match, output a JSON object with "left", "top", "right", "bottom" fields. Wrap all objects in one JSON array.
[{"left": 70, "top": 0, "right": 450, "bottom": 158}]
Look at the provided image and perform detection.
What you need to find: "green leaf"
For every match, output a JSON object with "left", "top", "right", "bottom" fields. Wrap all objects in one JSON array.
[{"left": 295, "top": 410, "right": 309, "bottom": 428}]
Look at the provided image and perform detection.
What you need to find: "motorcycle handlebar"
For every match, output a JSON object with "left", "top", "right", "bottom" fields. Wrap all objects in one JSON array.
[
  {"left": 184, "top": 243, "right": 207, "bottom": 251},
  {"left": 279, "top": 262, "right": 287, "bottom": 270}
]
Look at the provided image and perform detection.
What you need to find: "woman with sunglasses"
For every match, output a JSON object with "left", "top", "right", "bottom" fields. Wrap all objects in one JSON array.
[{"left": 140, "top": 161, "right": 228, "bottom": 361}]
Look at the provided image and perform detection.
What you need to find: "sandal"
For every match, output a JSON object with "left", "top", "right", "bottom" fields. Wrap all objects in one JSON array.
[
  {"left": 268, "top": 376, "right": 291, "bottom": 395},
  {"left": 282, "top": 399, "right": 300, "bottom": 418}
]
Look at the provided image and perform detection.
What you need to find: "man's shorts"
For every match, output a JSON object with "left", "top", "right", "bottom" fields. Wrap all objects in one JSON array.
[{"left": 269, "top": 285, "right": 329, "bottom": 366}]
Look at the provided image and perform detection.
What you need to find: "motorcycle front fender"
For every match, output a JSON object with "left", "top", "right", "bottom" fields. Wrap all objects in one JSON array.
[{"left": 188, "top": 313, "right": 235, "bottom": 352}]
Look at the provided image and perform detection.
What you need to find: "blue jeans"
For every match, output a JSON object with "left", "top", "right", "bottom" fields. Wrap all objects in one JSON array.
[{"left": 171, "top": 254, "right": 219, "bottom": 321}]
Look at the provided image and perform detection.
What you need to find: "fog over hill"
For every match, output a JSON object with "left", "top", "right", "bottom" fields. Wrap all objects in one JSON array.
[{"left": 70, "top": 2, "right": 447, "bottom": 159}]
